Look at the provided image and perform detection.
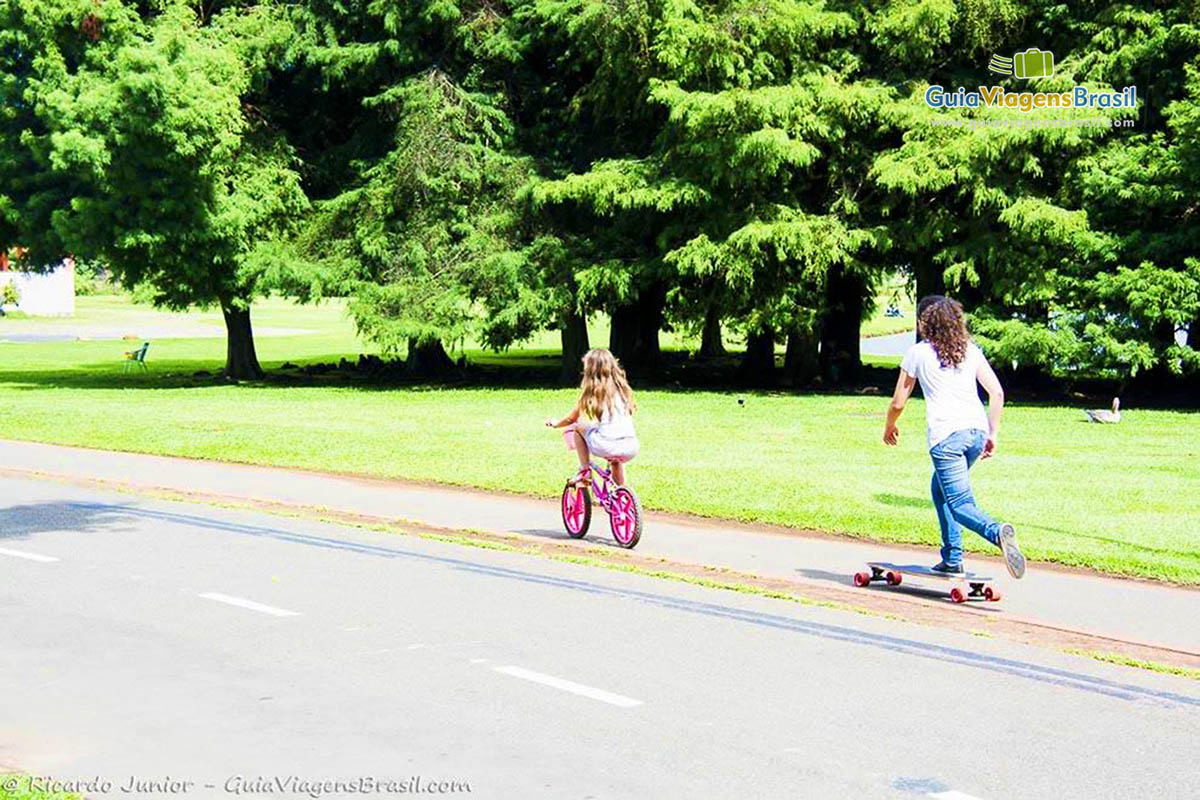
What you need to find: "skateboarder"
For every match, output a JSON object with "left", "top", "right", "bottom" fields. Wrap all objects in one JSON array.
[{"left": 883, "top": 295, "right": 1026, "bottom": 579}]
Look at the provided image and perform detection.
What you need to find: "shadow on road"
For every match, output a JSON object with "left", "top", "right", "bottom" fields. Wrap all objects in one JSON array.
[
  {"left": 796, "top": 567, "right": 1004, "bottom": 611},
  {"left": 0, "top": 501, "right": 133, "bottom": 542},
  {"left": 794, "top": 567, "right": 850, "bottom": 583},
  {"left": 511, "top": 527, "right": 627, "bottom": 549}
]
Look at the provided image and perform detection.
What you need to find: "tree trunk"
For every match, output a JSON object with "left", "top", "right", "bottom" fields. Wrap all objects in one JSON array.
[
  {"left": 1143, "top": 321, "right": 1182, "bottom": 391},
  {"left": 560, "top": 308, "right": 590, "bottom": 385},
  {"left": 609, "top": 303, "right": 638, "bottom": 364},
  {"left": 737, "top": 327, "right": 776, "bottom": 387},
  {"left": 913, "top": 254, "right": 944, "bottom": 304},
  {"left": 221, "top": 302, "right": 264, "bottom": 380},
  {"left": 406, "top": 337, "right": 455, "bottom": 375},
  {"left": 634, "top": 281, "right": 665, "bottom": 370},
  {"left": 820, "top": 267, "right": 866, "bottom": 385},
  {"left": 782, "top": 325, "right": 819, "bottom": 387},
  {"left": 698, "top": 302, "right": 726, "bottom": 358},
  {"left": 608, "top": 282, "right": 665, "bottom": 372}
]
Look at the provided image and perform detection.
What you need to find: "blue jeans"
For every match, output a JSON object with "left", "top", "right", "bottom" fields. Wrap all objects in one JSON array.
[{"left": 929, "top": 429, "right": 1001, "bottom": 565}]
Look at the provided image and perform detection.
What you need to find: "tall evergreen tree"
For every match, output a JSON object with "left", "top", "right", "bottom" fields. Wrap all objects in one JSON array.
[
  {"left": 294, "top": 0, "right": 532, "bottom": 372},
  {"left": 0, "top": 0, "right": 308, "bottom": 379}
]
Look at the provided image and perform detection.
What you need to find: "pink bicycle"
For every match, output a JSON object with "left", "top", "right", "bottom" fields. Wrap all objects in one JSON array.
[{"left": 558, "top": 430, "right": 643, "bottom": 548}]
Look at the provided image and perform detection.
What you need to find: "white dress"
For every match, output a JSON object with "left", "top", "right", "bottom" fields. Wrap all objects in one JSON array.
[{"left": 584, "top": 399, "right": 640, "bottom": 462}]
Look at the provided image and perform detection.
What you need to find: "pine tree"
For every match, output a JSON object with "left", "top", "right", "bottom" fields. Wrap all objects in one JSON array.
[{"left": 1, "top": 0, "right": 308, "bottom": 379}]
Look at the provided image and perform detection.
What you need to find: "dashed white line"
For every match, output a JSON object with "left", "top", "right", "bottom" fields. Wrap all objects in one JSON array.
[
  {"left": 930, "top": 791, "right": 987, "bottom": 800},
  {"left": 0, "top": 547, "right": 59, "bottom": 563},
  {"left": 492, "top": 665, "right": 643, "bottom": 708},
  {"left": 198, "top": 592, "right": 300, "bottom": 617}
]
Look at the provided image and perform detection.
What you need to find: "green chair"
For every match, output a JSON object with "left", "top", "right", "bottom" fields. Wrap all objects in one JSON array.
[{"left": 122, "top": 342, "right": 149, "bottom": 372}]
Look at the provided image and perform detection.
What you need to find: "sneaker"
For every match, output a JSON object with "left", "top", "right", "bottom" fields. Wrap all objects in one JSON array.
[
  {"left": 931, "top": 561, "right": 965, "bottom": 576},
  {"left": 998, "top": 523, "right": 1026, "bottom": 579}
]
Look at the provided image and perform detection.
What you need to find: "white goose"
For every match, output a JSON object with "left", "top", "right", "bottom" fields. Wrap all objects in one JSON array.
[{"left": 1085, "top": 397, "right": 1121, "bottom": 424}]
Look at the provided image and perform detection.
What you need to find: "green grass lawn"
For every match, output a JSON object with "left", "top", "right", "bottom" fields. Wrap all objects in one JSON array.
[
  {"left": 0, "top": 296, "right": 1196, "bottom": 583},
  {"left": 861, "top": 279, "right": 916, "bottom": 338}
]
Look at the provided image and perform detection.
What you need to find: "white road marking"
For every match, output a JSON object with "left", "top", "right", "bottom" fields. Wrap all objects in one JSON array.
[
  {"left": 930, "top": 791, "right": 987, "bottom": 800},
  {"left": 406, "top": 643, "right": 426, "bottom": 651},
  {"left": 493, "top": 665, "right": 643, "bottom": 708},
  {"left": 0, "top": 547, "right": 59, "bottom": 563},
  {"left": 198, "top": 593, "right": 299, "bottom": 617},
  {"left": 469, "top": 658, "right": 491, "bottom": 664}
]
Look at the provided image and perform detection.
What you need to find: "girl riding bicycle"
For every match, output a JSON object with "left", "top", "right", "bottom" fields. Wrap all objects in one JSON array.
[{"left": 545, "top": 348, "right": 640, "bottom": 487}]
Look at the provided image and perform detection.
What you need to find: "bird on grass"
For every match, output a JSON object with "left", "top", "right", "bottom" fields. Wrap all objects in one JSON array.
[{"left": 1085, "top": 397, "right": 1121, "bottom": 424}]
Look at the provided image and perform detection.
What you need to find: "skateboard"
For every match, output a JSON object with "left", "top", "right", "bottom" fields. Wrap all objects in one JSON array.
[{"left": 853, "top": 562, "right": 1001, "bottom": 603}]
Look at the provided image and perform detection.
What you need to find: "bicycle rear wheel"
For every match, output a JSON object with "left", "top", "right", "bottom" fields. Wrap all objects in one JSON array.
[
  {"left": 561, "top": 483, "right": 591, "bottom": 538},
  {"left": 608, "top": 486, "right": 643, "bottom": 548}
]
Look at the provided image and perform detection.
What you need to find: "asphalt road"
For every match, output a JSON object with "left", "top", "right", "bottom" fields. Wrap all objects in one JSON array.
[
  {"left": 2, "top": 475, "right": 1197, "bottom": 800},
  {"left": 3, "top": 439, "right": 1192, "bottom": 654}
]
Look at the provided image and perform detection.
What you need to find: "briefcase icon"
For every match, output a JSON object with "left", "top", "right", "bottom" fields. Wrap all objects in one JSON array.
[{"left": 1013, "top": 48, "right": 1054, "bottom": 79}]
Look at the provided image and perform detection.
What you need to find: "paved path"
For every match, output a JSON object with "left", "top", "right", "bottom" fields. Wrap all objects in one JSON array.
[
  {"left": 862, "top": 331, "right": 914, "bottom": 357},
  {"left": 2, "top": 474, "right": 1197, "bottom": 799},
  {"left": 0, "top": 440, "right": 1196, "bottom": 657}
]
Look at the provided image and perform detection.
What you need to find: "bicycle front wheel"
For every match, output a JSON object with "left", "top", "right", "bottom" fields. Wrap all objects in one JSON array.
[{"left": 561, "top": 483, "right": 592, "bottom": 538}]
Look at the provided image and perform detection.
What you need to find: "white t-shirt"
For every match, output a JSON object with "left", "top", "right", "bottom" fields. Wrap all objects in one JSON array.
[{"left": 900, "top": 341, "right": 990, "bottom": 448}]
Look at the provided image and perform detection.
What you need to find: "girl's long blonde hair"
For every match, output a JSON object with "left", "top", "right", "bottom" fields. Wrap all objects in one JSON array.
[{"left": 579, "top": 348, "right": 636, "bottom": 419}]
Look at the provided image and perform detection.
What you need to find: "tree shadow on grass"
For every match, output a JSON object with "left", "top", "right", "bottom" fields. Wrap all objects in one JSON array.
[
  {"left": 0, "top": 353, "right": 569, "bottom": 392},
  {"left": 871, "top": 492, "right": 1197, "bottom": 564},
  {"left": 3, "top": 347, "right": 1198, "bottom": 408},
  {"left": 872, "top": 492, "right": 929, "bottom": 509},
  {"left": 0, "top": 501, "right": 133, "bottom": 543},
  {"left": 0, "top": 360, "right": 232, "bottom": 391},
  {"left": 0, "top": 345, "right": 907, "bottom": 395},
  {"left": 1015, "top": 520, "right": 1200, "bottom": 563}
]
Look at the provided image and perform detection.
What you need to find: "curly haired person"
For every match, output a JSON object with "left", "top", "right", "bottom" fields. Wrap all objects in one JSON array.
[{"left": 884, "top": 296, "right": 1026, "bottom": 579}]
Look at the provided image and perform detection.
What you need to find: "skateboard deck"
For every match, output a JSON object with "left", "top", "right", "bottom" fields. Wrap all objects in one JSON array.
[{"left": 854, "top": 562, "right": 1001, "bottom": 603}]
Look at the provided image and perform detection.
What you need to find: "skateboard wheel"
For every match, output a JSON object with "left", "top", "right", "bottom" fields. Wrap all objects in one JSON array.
[
  {"left": 985, "top": 587, "right": 1001, "bottom": 602},
  {"left": 886, "top": 571, "right": 902, "bottom": 586},
  {"left": 949, "top": 587, "right": 966, "bottom": 603},
  {"left": 853, "top": 572, "right": 871, "bottom": 587}
]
